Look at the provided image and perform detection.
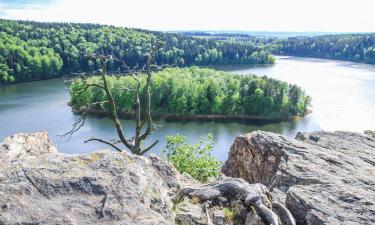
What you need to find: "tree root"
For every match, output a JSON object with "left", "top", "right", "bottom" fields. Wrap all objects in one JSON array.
[
  {"left": 203, "top": 203, "right": 214, "bottom": 225},
  {"left": 173, "top": 177, "right": 295, "bottom": 225},
  {"left": 272, "top": 202, "right": 296, "bottom": 225},
  {"left": 246, "top": 195, "right": 279, "bottom": 225}
]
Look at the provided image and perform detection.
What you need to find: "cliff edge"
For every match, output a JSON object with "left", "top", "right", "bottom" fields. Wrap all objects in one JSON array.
[{"left": 1, "top": 130, "right": 374, "bottom": 225}]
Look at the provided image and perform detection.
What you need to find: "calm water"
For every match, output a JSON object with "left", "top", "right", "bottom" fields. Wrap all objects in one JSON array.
[{"left": 1, "top": 56, "right": 375, "bottom": 161}]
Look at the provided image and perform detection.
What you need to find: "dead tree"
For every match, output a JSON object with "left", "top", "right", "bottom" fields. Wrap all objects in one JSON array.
[{"left": 63, "top": 41, "right": 164, "bottom": 155}]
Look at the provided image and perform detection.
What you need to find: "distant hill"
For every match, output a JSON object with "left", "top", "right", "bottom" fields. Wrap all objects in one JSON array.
[
  {"left": 170, "top": 31, "right": 355, "bottom": 38},
  {"left": 268, "top": 33, "right": 375, "bottom": 64},
  {"left": 0, "top": 19, "right": 274, "bottom": 84},
  {"left": 174, "top": 31, "right": 375, "bottom": 65}
]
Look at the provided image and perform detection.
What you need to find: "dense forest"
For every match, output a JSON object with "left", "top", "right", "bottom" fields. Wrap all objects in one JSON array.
[
  {"left": 70, "top": 67, "right": 310, "bottom": 119},
  {"left": 268, "top": 34, "right": 375, "bottom": 64},
  {"left": 181, "top": 32, "right": 375, "bottom": 64},
  {"left": 0, "top": 19, "right": 275, "bottom": 84}
]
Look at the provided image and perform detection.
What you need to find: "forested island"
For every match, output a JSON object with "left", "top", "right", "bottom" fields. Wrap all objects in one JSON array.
[
  {"left": 70, "top": 67, "right": 310, "bottom": 121},
  {"left": 0, "top": 19, "right": 275, "bottom": 84}
]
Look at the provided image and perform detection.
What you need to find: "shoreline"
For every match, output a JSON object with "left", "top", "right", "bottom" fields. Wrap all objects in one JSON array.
[
  {"left": 0, "top": 62, "right": 267, "bottom": 87},
  {"left": 273, "top": 54, "right": 375, "bottom": 66},
  {"left": 74, "top": 108, "right": 305, "bottom": 124},
  {"left": 0, "top": 75, "right": 62, "bottom": 87},
  {"left": 3, "top": 55, "right": 375, "bottom": 87}
]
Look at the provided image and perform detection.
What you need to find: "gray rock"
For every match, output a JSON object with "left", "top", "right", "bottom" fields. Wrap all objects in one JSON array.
[
  {"left": 2, "top": 132, "right": 275, "bottom": 225},
  {"left": 222, "top": 131, "right": 375, "bottom": 225},
  {"left": 270, "top": 188, "right": 287, "bottom": 204},
  {"left": 211, "top": 208, "right": 225, "bottom": 225},
  {"left": 148, "top": 153, "right": 181, "bottom": 195},
  {"left": 174, "top": 200, "right": 206, "bottom": 225},
  {"left": 364, "top": 130, "right": 375, "bottom": 137},
  {"left": 0, "top": 132, "right": 57, "bottom": 163},
  {"left": 244, "top": 210, "right": 266, "bottom": 225},
  {"left": 5, "top": 130, "right": 373, "bottom": 225},
  {"left": 0, "top": 133, "right": 176, "bottom": 225}
]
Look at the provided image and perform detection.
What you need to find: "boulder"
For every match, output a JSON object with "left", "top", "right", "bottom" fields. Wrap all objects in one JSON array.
[
  {"left": 0, "top": 132, "right": 176, "bottom": 225},
  {"left": 0, "top": 131, "right": 57, "bottom": 163},
  {"left": 364, "top": 130, "right": 375, "bottom": 137},
  {"left": 222, "top": 131, "right": 375, "bottom": 225},
  {"left": 174, "top": 200, "right": 206, "bottom": 225}
]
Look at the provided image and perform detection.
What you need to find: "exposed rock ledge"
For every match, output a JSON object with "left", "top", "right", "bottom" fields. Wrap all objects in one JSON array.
[
  {"left": 0, "top": 132, "right": 286, "bottom": 225},
  {"left": 0, "top": 132, "right": 177, "bottom": 225},
  {"left": 1, "top": 130, "right": 374, "bottom": 225},
  {"left": 222, "top": 131, "right": 375, "bottom": 225}
]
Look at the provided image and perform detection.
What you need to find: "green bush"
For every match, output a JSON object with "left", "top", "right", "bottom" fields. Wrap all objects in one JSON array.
[{"left": 162, "top": 134, "right": 221, "bottom": 182}]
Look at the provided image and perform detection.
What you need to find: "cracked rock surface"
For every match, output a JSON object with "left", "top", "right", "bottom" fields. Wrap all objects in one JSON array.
[
  {"left": 0, "top": 132, "right": 272, "bottom": 225},
  {"left": 0, "top": 132, "right": 176, "bottom": 225},
  {"left": 1, "top": 130, "right": 374, "bottom": 225},
  {"left": 222, "top": 131, "right": 375, "bottom": 225}
]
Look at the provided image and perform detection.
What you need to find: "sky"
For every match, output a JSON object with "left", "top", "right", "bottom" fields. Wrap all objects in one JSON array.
[{"left": 0, "top": 0, "right": 374, "bottom": 32}]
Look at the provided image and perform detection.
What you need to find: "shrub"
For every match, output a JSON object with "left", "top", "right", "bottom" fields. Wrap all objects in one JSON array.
[{"left": 162, "top": 133, "right": 221, "bottom": 182}]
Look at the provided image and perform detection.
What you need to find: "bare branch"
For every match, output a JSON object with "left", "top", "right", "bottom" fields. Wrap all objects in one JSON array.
[
  {"left": 75, "top": 83, "right": 106, "bottom": 97},
  {"left": 141, "top": 140, "right": 159, "bottom": 155},
  {"left": 139, "top": 41, "right": 164, "bottom": 141},
  {"left": 84, "top": 138, "right": 123, "bottom": 152},
  {"left": 59, "top": 114, "right": 87, "bottom": 140},
  {"left": 131, "top": 73, "right": 141, "bottom": 90}
]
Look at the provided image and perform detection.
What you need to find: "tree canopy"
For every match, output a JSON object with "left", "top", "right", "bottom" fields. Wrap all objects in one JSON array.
[
  {"left": 181, "top": 32, "right": 375, "bottom": 65},
  {"left": 268, "top": 34, "right": 375, "bottom": 64},
  {"left": 70, "top": 67, "right": 310, "bottom": 119},
  {"left": 0, "top": 19, "right": 275, "bottom": 84}
]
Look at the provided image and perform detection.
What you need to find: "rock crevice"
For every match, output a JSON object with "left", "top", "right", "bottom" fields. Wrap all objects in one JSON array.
[{"left": 222, "top": 131, "right": 375, "bottom": 225}]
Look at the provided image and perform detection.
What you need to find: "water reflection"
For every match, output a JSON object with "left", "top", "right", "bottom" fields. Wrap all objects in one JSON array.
[
  {"left": 1, "top": 56, "right": 374, "bottom": 161},
  {"left": 227, "top": 56, "right": 375, "bottom": 132}
]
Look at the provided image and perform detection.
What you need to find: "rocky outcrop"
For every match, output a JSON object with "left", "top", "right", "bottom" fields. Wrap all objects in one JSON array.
[
  {"left": 0, "top": 132, "right": 178, "bottom": 225},
  {"left": 3, "top": 130, "right": 373, "bottom": 225},
  {"left": 0, "top": 132, "right": 57, "bottom": 163},
  {"left": 222, "top": 131, "right": 375, "bottom": 225},
  {"left": 0, "top": 132, "right": 278, "bottom": 225},
  {"left": 364, "top": 130, "right": 375, "bottom": 137}
]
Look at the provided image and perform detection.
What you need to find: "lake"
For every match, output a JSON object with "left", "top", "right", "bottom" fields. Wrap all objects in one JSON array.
[{"left": 1, "top": 56, "right": 375, "bottom": 161}]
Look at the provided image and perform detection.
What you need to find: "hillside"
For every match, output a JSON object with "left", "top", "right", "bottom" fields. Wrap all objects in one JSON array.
[
  {"left": 0, "top": 19, "right": 274, "bottom": 84},
  {"left": 179, "top": 31, "right": 375, "bottom": 65},
  {"left": 268, "top": 34, "right": 375, "bottom": 64}
]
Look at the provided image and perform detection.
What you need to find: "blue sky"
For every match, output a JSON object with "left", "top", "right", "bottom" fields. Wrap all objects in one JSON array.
[{"left": 0, "top": 0, "right": 374, "bottom": 32}]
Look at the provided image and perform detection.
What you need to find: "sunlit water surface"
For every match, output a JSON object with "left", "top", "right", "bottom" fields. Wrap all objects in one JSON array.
[{"left": 1, "top": 56, "right": 375, "bottom": 161}]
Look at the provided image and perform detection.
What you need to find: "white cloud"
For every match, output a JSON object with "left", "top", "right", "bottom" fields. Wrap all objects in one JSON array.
[{"left": 1, "top": 0, "right": 374, "bottom": 32}]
